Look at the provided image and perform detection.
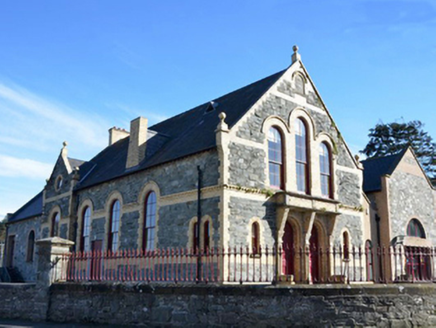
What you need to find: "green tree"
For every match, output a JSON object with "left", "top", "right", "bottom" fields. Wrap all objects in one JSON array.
[{"left": 361, "top": 120, "right": 436, "bottom": 178}]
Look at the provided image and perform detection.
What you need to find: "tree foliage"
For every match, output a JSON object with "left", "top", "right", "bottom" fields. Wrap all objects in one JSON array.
[{"left": 361, "top": 120, "right": 436, "bottom": 178}]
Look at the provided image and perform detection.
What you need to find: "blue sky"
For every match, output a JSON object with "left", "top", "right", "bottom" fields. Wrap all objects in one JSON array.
[{"left": 1, "top": 0, "right": 435, "bottom": 219}]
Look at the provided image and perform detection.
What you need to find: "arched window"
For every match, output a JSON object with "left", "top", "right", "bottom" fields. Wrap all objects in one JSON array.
[
  {"left": 295, "top": 118, "right": 309, "bottom": 194},
  {"left": 251, "top": 222, "right": 260, "bottom": 255},
  {"left": 268, "top": 127, "right": 284, "bottom": 189},
  {"left": 319, "top": 143, "right": 332, "bottom": 198},
  {"left": 108, "top": 200, "right": 121, "bottom": 252},
  {"left": 407, "top": 219, "right": 426, "bottom": 238},
  {"left": 343, "top": 231, "right": 350, "bottom": 260},
  {"left": 51, "top": 212, "right": 60, "bottom": 237},
  {"left": 26, "top": 231, "right": 35, "bottom": 262},
  {"left": 143, "top": 192, "right": 156, "bottom": 251},
  {"left": 80, "top": 207, "right": 91, "bottom": 252}
]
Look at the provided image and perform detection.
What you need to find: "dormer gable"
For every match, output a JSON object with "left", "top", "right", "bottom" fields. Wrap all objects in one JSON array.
[{"left": 45, "top": 142, "right": 83, "bottom": 199}]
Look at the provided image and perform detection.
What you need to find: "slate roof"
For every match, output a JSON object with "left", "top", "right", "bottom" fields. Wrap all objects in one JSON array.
[
  {"left": 68, "top": 157, "right": 86, "bottom": 169},
  {"left": 8, "top": 68, "right": 287, "bottom": 222},
  {"left": 7, "top": 191, "right": 43, "bottom": 223},
  {"left": 75, "top": 69, "right": 287, "bottom": 190},
  {"left": 361, "top": 148, "right": 407, "bottom": 193}
]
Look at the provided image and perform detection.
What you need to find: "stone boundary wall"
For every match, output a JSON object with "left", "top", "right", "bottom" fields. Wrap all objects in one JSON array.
[
  {"left": 2, "top": 282, "right": 436, "bottom": 326},
  {"left": 46, "top": 283, "right": 436, "bottom": 327},
  {"left": 0, "top": 283, "right": 47, "bottom": 321}
]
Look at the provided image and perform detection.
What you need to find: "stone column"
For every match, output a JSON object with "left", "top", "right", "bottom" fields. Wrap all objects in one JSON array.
[{"left": 36, "top": 237, "right": 75, "bottom": 287}]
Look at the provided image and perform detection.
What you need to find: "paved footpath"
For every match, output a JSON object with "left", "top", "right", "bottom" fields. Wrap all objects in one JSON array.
[{"left": 0, "top": 320, "right": 137, "bottom": 328}]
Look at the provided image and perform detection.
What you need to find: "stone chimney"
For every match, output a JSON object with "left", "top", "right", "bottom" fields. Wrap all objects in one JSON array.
[
  {"left": 109, "top": 127, "right": 130, "bottom": 146},
  {"left": 126, "top": 117, "right": 148, "bottom": 169}
]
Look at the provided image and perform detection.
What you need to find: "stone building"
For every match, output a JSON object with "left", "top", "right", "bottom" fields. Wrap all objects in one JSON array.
[
  {"left": 5, "top": 47, "right": 374, "bottom": 283},
  {"left": 362, "top": 147, "right": 436, "bottom": 281}
]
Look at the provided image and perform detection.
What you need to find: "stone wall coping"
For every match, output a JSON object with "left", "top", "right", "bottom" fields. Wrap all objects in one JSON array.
[
  {"left": 0, "top": 283, "right": 36, "bottom": 289},
  {"left": 36, "top": 237, "right": 75, "bottom": 246},
  {"left": 50, "top": 282, "right": 436, "bottom": 297}
]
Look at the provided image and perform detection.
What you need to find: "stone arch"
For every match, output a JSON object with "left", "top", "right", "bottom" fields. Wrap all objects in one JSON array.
[
  {"left": 187, "top": 215, "right": 214, "bottom": 250},
  {"left": 289, "top": 107, "right": 316, "bottom": 140},
  {"left": 261, "top": 115, "right": 290, "bottom": 134},
  {"left": 138, "top": 181, "right": 161, "bottom": 250},
  {"left": 47, "top": 205, "right": 62, "bottom": 237},
  {"left": 77, "top": 198, "right": 94, "bottom": 251},
  {"left": 104, "top": 190, "right": 124, "bottom": 251}
]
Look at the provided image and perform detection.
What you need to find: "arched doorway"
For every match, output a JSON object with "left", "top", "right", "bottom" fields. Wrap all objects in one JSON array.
[
  {"left": 282, "top": 222, "right": 294, "bottom": 275},
  {"left": 309, "top": 225, "right": 320, "bottom": 283}
]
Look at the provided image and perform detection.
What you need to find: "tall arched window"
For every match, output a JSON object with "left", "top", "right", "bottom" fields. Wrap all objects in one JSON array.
[
  {"left": 407, "top": 219, "right": 426, "bottom": 238},
  {"left": 108, "top": 200, "right": 121, "bottom": 252},
  {"left": 251, "top": 222, "right": 260, "bottom": 255},
  {"left": 143, "top": 192, "right": 156, "bottom": 251},
  {"left": 295, "top": 118, "right": 309, "bottom": 194},
  {"left": 51, "top": 212, "right": 60, "bottom": 237},
  {"left": 81, "top": 207, "right": 91, "bottom": 252},
  {"left": 319, "top": 143, "right": 332, "bottom": 198},
  {"left": 26, "top": 231, "right": 35, "bottom": 262},
  {"left": 268, "top": 127, "right": 283, "bottom": 189}
]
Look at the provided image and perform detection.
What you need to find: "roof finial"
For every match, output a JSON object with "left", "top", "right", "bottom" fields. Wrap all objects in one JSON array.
[
  {"left": 61, "top": 141, "right": 68, "bottom": 158},
  {"left": 215, "top": 112, "right": 229, "bottom": 133},
  {"left": 292, "top": 44, "right": 301, "bottom": 63}
]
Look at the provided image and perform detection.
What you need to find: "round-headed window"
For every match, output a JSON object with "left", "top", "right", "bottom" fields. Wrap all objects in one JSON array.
[
  {"left": 55, "top": 176, "right": 63, "bottom": 191},
  {"left": 406, "top": 219, "right": 426, "bottom": 238}
]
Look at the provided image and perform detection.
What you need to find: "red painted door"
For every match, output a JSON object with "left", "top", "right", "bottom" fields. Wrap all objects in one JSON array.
[
  {"left": 282, "top": 222, "right": 294, "bottom": 275},
  {"left": 309, "top": 226, "right": 320, "bottom": 283}
]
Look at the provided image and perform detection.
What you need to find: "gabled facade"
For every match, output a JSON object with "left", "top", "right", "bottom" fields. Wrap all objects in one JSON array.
[
  {"left": 362, "top": 147, "right": 436, "bottom": 280},
  {"left": 5, "top": 48, "right": 371, "bottom": 282}
]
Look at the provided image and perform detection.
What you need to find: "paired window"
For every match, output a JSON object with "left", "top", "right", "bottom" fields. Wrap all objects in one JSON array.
[
  {"left": 295, "top": 118, "right": 309, "bottom": 194},
  {"left": 143, "top": 192, "right": 156, "bottom": 251},
  {"left": 81, "top": 207, "right": 91, "bottom": 252},
  {"left": 407, "top": 219, "right": 425, "bottom": 238},
  {"left": 251, "top": 222, "right": 260, "bottom": 254},
  {"left": 26, "top": 231, "right": 35, "bottom": 262},
  {"left": 108, "top": 200, "right": 121, "bottom": 252},
  {"left": 51, "top": 212, "right": 60, "bottom": 237},
  {"left": 319, "top": 143, "right": 332, "bottom": 198},
  {"left": 192, "top": 220, "right": 211, "bottom": 251},
  {"left": 268, "top": 127, "right": 283, "bottom": 189}
]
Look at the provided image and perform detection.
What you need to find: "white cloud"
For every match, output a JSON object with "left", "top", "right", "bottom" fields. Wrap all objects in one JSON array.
[
  {"left": 0, "top": 155, "right": 53, "bottom": 179},
  {"left": 0, "top": 82, "right": 109, "bottom": 155}
]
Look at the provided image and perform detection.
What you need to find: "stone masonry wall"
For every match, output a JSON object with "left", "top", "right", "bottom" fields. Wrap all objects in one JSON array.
[
  {"left": 73, "top": 150, "right": 220, "bottom": 250},
  {"left": 389, "top": 171, "right": 436, "bottom": 243},
  {"left": 45, "top": 283, "right": 436, "bottom": 327},
  {"left": 231, "top": 92, "right": 360, "bottom": 206},
  {"left": 5, "top": 217, "right": 41, "bottom": 281},
  {"left": 0, "top": 283, "right": 47, "bottom": 321},
  {"left": 77, "top": 150, "right": 219, "bottom": 211},
  {"left": 228, "top": 197, "right": 276, "bottom": 247},
  {"left": 159, "top": 197, "right": 220, "bottom": 248}
]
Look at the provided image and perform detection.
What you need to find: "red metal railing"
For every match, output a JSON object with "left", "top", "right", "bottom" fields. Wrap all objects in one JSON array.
[{"left": 53, "top": 245, "right": 436, "bottom": 284}]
